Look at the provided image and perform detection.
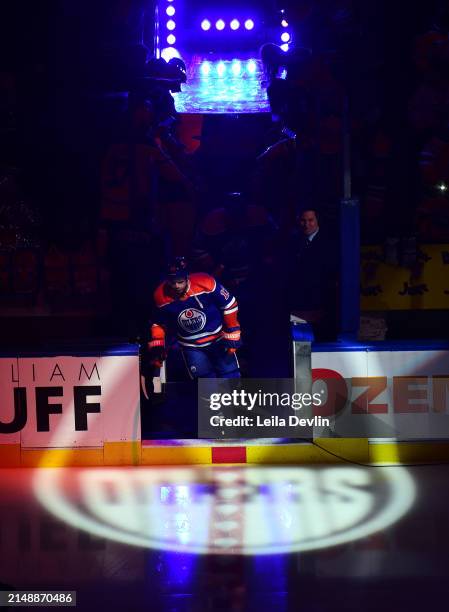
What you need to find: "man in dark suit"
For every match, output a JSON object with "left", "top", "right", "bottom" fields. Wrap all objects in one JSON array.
[{"left": 286, "top": 209, "right": 338, "bottom": 340}]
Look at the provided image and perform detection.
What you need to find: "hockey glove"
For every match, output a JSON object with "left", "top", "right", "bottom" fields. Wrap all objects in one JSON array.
[
  {"left": 221, "top": 328, "right": 242, "bottom": 354},
  {"left": 149, "top": 346, "right": 168, "bottom": 368},
  {"left": 146, "top": 335, "right": 167, "bottom": 367}
]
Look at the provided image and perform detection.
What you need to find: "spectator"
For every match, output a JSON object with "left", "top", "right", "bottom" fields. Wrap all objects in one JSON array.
[{"left": 285, "top": 208, "right": 338, "bottom": 340}]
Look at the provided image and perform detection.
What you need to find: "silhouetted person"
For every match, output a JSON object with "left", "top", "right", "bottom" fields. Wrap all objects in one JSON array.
[{"left": 285, "top": 208, "right": 337, "bottom": 340}]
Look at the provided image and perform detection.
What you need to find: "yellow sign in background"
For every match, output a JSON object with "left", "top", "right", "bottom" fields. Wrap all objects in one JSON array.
[{"left": 361, "top": 244, "right": 449, "bottom": 310}]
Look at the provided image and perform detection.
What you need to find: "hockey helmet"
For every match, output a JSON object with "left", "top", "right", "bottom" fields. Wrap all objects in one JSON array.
[{"left": 166, "top": 257, "right": 189, "bottom": 281}]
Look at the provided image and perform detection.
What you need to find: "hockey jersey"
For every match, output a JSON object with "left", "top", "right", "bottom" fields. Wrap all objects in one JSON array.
[{"left": 151, "top": 273, "right": 239, "bottom": 348}]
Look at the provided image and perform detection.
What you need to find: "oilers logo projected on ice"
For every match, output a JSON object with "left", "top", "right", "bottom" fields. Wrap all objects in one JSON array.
[
  {"left": 35, "top": 466, "right": 416, "bottom": 556},
  {"left": 178, "top": 308, "right": 206, "bottom": 333}
]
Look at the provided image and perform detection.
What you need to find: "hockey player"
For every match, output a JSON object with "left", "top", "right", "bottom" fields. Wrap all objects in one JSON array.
[{"left": 148, "top": 257, "right": 241, "bottom": 379}]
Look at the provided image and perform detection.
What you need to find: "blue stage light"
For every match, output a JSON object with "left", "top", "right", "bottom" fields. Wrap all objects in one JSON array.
[
  {"left": 201, "top": 19, "right": 211, "bottom": 31},
  {"left": 217, "top": 61, "right": 226, "bottom": 76},
  {"left": 246, "top": 59, "right": 257, "bottom": 74},
  {"left": 161, "top": 47, "right": 180, "bottom": 61},
  {"left": 281, "top": 32, "right": 290, "bottom": 42},
  {"left": 166, "top": 6, "right": 175, "bottom": 16},
  {"left": 280, "top": 44, "right": 289, "bottom": 52},
  {"left": 231, "top": 60, "right": 242, "bottom": 75},
  {"left": 200, "top": 61, "right": 211, "bottom": 76},
  {"left": 216, "top": 19, "right": 225, "bottom": 31},
  {"left": 166, "top": 20, "right": 176, "bottom": 31},
  {"left": 244, "top": 19, "right": 254, "bottom": 30},
  {"left": 230, "top": 19, "right": 240, "bottom": 30},
  {"left": 167, "top": 34, "right": 176, "bottom": 45},
  {"left": 281, "top": 19, "right": 288, "bottom": 27}
]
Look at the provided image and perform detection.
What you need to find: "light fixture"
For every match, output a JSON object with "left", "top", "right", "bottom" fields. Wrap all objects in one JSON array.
[
  {"left": 161, "top": 47, "right": 180, "bottom": 62},
  {"left": 167, "top": 34, "right": 176, "bottom": 45},
  {"left": 280, "top": 44, "right": 289, "bottom": 52},
  {"left": 200, "top": 61, "right": 211, "bottom": 76},
  {"left": 281, "top": 32, "right": 290, "bottom": 42},
  {"left": 230, "top": 19, "right": 240, "bottom": 30},
  {"left": 231, "top": 60, "right": 242, "bottom": 75},
  {"left": 246, "top": 59, "right": 257, "bottom": 74},
  {"left": 217, "top": 61, "right": 226, "bottom": 76},
  {"left": 281, "top": 19, "right": 288, "bottom": 27},
  {"left": 201, "top": 19, "right": 211, "bottom": 31},
  {"left": 216, "top": 19, "right": 225, "bottom": 31},
  {"left": 244, "top": 19, "right": 254, "bottom": 30},
  {"left": 166, "top": 20, "right": 176, "bottom": 31}
]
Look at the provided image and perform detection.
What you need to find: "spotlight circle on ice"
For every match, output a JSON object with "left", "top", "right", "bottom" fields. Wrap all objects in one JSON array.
[
  {"left": 166, "top": 19, "right": 176, "bottom": 31},
  {"left": 34, "top": 466, "right": 416, "bottom": 555},
  {"left": 216, "top": 19, "right": 225, "bottom": 31},
  {"left": 201, "top": 19, "right": 211, "bottom": 31},
  {"left": 167, "top": 34, "right": 176, "bottom": 45},
  {"left": 244, "top": 19, "right": 254, "bottom": 30},
  {"left": 166, "top": 6, "right": 175, "bottom": 17},
  {"left": 281, "top": 32, "right": 290, "bottom": 43},
  {"left": 230, "top": 19, "right": 240, "bottom": 30}
]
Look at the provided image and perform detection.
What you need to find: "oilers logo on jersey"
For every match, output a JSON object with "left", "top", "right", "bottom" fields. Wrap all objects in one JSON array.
[
  {"left": 152, "top": 272, "right": 241, "bottom": 349},
  {"left": 149, "top": 271, "right": 241, "bottom": 379},
  {"left": 178, "top": 308, "right": 207, "bottom": 333}
]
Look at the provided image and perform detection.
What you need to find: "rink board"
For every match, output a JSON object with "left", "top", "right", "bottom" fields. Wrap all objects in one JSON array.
[{"left": 2, "top": 341, "right": 449, "bottom": 466}]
